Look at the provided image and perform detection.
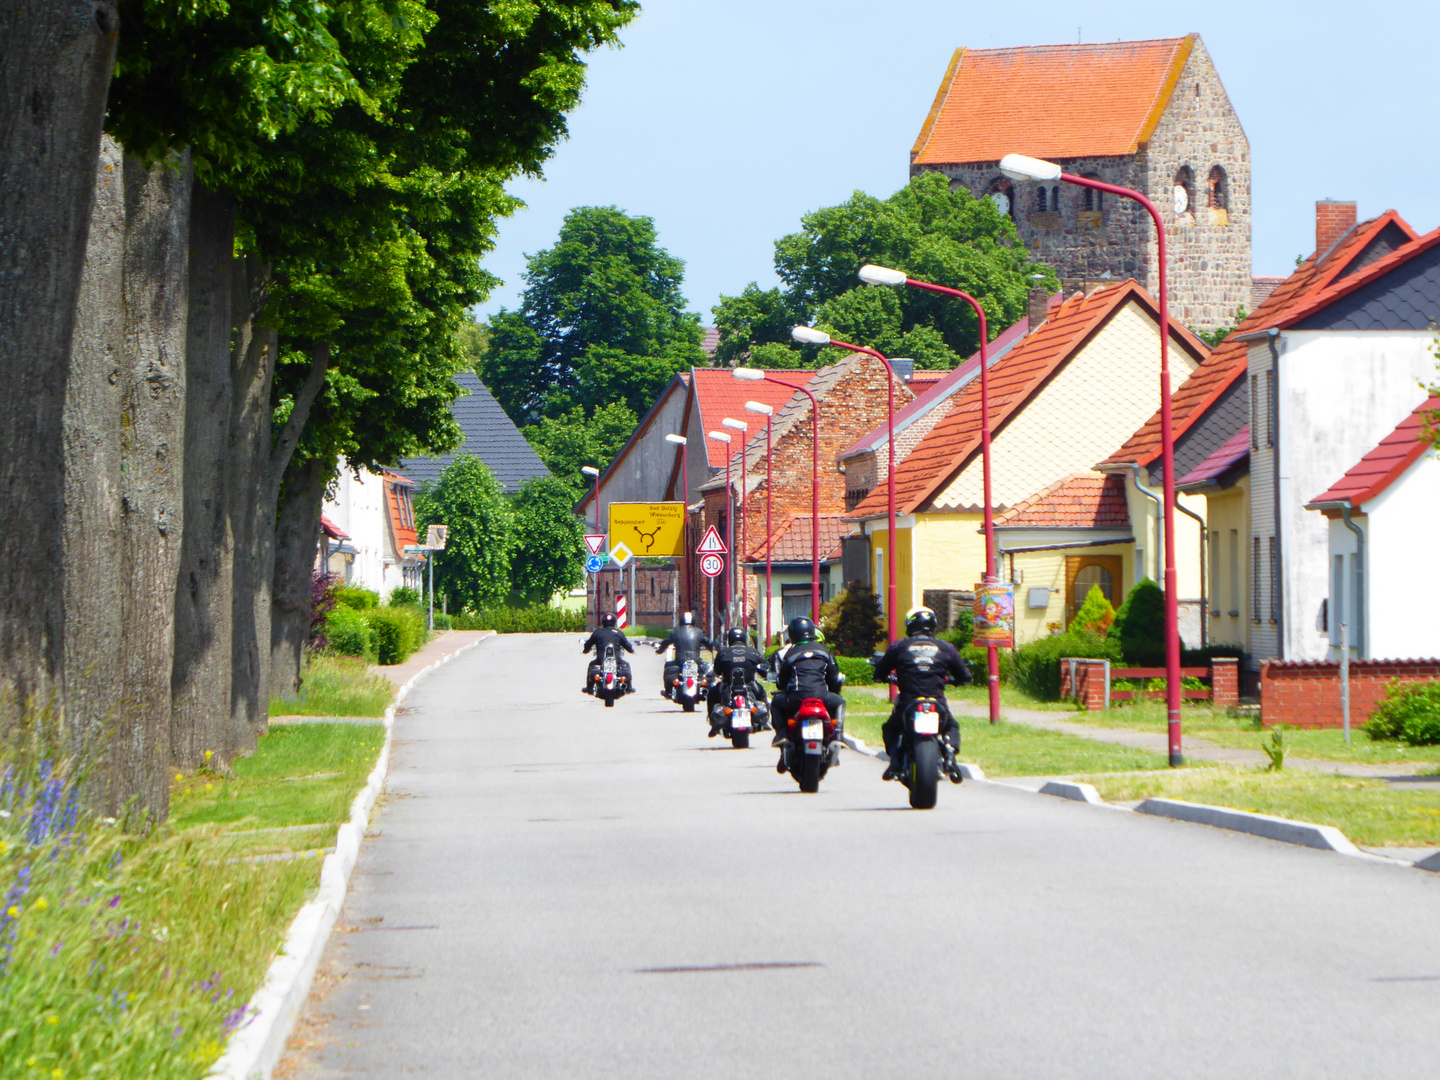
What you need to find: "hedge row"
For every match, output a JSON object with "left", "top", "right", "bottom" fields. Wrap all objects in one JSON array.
[
  {"left": 323, "top": 604, "right": 429, "bottom": 665},
  {"left": 450, "top": 605, "right": 586, "bottom": 633}
]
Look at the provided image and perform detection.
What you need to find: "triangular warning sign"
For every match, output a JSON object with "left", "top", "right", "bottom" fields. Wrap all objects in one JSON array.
[
  {"left": 584, "top": 534, "right": 606, "bottom": 555},
  {"left": 696, "top": 525, "right": 727, "bottom": 554}
]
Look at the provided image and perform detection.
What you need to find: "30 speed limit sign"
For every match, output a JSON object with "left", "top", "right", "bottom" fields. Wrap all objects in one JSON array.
[{"left": 699, "top": 552, "right": 725, "bottom": 578}]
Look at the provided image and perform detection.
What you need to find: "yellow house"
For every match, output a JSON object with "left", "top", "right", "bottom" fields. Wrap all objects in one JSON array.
[{"left": 848, "top": 280, "right": 1209, "bottom": 641}]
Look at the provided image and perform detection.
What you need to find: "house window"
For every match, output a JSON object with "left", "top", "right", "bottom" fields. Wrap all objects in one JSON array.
[
  {"left": 1207, "top": 166, "right": 1228, "bottom": 210},
  {"left": 1251, "top": 536, "right": 1262, "bottom": 623},
  {"left": 1250, "top": 375, "right": 1259, "bottom": 448},
  {"left": 1266, "top": 369, "right": 1277, "bottom": 448},
  {"left": 1228, "top": 529, "right": 1240, "bottom": 615},
  {"left": 1268, "top": 537, "right": 1278, "bottom": 623},
  {"left": 1173, "top": 166, "right": 1194, "bottom": 216}
]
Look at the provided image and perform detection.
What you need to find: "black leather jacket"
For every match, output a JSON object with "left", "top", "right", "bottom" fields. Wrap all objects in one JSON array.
[
  {"left": 655, "top": 624, "right": 715, "bottom": 660},
  {"left": 713, "top": 644, "right": 767, "bottom": 687},
  {"left": 583, "top": 627, "right": 634, "bottom": 655},
  {"left": 775, "top": 641, "right": 842, "bottom": 696},
  {"left": 872, "top": 634, "right": 970, "bottom": 698}
]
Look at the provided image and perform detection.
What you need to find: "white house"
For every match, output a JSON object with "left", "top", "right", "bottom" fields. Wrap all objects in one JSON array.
[
  {"left": 1306, "top": 395, "right": 1440, "bottom": 660},
  {"left": 321, "top": 466, "right": 423, "bottom": 598}
]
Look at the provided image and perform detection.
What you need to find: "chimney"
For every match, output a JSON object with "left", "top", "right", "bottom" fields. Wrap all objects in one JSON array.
[
  {"left": 1315, "top": 200, "right": 1357, "bottom": 257},
  {"left": 1028, "top": 287, "right": 1051, "bottom": 327}
]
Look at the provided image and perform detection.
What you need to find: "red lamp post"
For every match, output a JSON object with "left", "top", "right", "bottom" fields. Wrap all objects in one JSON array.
[
  {"left": 707, "top": 429, "right": 734, "bottom": 630},
  {"left": 859, "top": 264, "right": 1001, "bottom": 725},
  {"left": 791, "top": 327, "right": 901, "bottom": 646},
  {"left": 744, "top": 401, "right": 775, "bottom": 644},
  {"left": 733, "top": 368, "right": 822, "bottom": 624},
  {"left": 664, "top": 432, "right": 690, "bottom": 614},
  {"left": 723, "top": 416, "right": 750, "bottom": 630},
  {"left": 1001, "top": 152, "right": 1183, "bottom": 766}
]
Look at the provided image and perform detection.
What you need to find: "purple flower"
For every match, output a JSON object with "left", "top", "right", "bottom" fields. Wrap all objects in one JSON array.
[{"left": 48, "top": 940, "right": 63, "bottom": 958}]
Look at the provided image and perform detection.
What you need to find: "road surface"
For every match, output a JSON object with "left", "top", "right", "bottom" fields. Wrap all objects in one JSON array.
[{"left": 279, "top": 633, "right": 1440, "bottom": 1078}]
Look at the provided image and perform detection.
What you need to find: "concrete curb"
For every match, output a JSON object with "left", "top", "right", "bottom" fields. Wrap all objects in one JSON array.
[
  {"left": 207, "top": 631, "right": 494, "bottom": 1080},
  {"left": 1134, "top": 797, "right": 1362, "bottom": 854},
  {"left": 1039, "top": 780, "right": 1104, "bottom": 805},
  {"left": 1414, "top": 850, "right": 1440, "bottom": 873}
]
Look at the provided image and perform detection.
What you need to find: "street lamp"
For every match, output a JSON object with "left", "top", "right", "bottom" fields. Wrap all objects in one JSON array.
[
  {"left": 1000, "top": 151, "right": 1183, "bottom": 765},
  {"left": 664, "top": 433, "right": 690, "bottom": 616},
  {"left": 723, "top": 416, "right": 750, "bottom": 628},
  {"left": 860, "top": 262, "right": 1001, "bottom": 726},
  {"left": 581, "top": 465, "right": 601, "bottom": 533},
  {"left": 745, "top": 400, "right": 775, "bottom": 644},
  {"left": 733, "top": 367, "right": 822, "bottom": 623},
  {"left": 790, "top": 325, "right": 901, "bottom": 646},
  {"left": 707, "top": 430, "right": 733, "bottom": 630}
]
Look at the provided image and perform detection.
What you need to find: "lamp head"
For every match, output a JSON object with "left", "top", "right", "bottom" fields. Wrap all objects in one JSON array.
[
  {"left": 722, "top": 417, "right": 748, "bottom": 432},
  {"left": 580, "top": 466, "right": 600, "bottom": 477},
  {"left": 707, "top": 430, "right": 730, "bottom": 444},
  {"left": 732, "top": 367, "right": 764, "bottom": 381},
  {"left": 744, "top": 401, "right": 773, "bottom": 416},
  {"left": 858, "top": 264, "right": 907, "bottom": 287},
  {"left": 664, "top": 433, "right": 687, "bottom": 446},
  {"left": 999, "top": 153, "right": 1062, "bottom": 183},
  {"left": 791, "top": 325, "right": 831, "bottom": 346}
]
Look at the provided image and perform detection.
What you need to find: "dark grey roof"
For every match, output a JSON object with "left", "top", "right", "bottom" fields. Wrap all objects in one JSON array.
[
  {"left": 398, "top": 372, "right": 550, "bottom": 491},
  {"left": 1295, "top": 241, "right": 1440, "bottom": 332}
]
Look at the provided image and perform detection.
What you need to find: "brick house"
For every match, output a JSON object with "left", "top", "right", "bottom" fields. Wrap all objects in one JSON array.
[{"left": 911, "top": 34, "right": 1250, "bottom": 330}]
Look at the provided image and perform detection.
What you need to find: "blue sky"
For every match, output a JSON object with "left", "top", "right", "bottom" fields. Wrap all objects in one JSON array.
[{"left": 476, "top": 0, "right": 1440, "bottom": 324}]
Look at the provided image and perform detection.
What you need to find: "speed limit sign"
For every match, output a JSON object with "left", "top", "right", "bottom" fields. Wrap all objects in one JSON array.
[{"left": 699, "top": 552, "right": 724, "bottom": 578}]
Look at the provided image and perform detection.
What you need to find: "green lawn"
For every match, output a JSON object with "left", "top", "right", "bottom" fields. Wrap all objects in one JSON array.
[{"left": 268, "top": 653, "right": 394, "bottom": 718}]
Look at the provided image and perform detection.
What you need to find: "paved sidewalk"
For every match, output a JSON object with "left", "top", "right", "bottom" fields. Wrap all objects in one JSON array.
[{"left": 369, "top": 629, "right": 494, "bottom": 689}]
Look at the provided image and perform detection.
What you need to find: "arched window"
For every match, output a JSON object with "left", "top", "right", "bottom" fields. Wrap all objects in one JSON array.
[
  {"left": 1036, "top": 186, "right": 1047, "bottom": 212},
  {"left": 1173, "top": 166, "right": 1194, "bottom": 216},
  {"left": 1207, "top": 165, "right": 1228, "bottom": 210},
  {"left": 1081, "top": 174, "right": 1103, "bottom": 212},
  {"left": 985, "top": 177, "right": 1016, "bottom": 221},
  {"left": 1052, "top": 186, "right": 1060, "bottom": 211}
]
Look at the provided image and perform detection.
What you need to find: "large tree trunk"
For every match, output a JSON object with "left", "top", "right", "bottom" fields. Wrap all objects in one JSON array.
[
  {"left": 269, "top": 454, "right": 332, "bottom": 703},
  {"left": 62, "top": 135, "right": 124, "bottom": 807},
  {"left": 171, "top": 182, "right": 235, "bottom": 768},
  {"left": 117, "top": 149, "right": 191, "bottom": 818},
  {"left": 0, "top": 2, "right": 118, "bottom": 718}
]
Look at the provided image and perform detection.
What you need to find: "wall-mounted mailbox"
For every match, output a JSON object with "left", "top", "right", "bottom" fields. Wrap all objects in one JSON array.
[{"left": 1027, "top": 587, "right": 1051, "bottom": 609}]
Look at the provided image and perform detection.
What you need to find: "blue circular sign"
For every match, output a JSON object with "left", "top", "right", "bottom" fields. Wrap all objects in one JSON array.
[{"left": 585, "top": 554, "right": 606, "bottom": 574}]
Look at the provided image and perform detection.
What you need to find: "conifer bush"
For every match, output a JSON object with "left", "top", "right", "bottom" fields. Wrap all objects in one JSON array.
[
  {"left": 1071, "top": 584, "right": 1116, "bottom": 637},
  {"left": 1113, "top": 578, "right": 1166, "bottom": 667}
]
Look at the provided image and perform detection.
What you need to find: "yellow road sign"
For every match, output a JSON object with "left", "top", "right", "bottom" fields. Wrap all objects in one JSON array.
[
  {"left": 609, "top": 542, "right": 634, "bottom": 568},
  {"left": 607, "top": 502, "right": 685, "bottom": 558}
]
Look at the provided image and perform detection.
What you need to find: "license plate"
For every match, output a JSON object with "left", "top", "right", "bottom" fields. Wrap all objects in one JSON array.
[
  {"left": 603, "top": 662, "right": 616, "bottom": 674},
  {"left": 800, "top": 720, "right": 822, "bottom": 740},
  {"left": 913, "top": 711, "right": 940, "bottom": 736},
  {"left": 733, "top": 711, "right": 750, "bottom": 731},
  {"left": 682, "top": 662, "right": 698, "bottom": 677}
]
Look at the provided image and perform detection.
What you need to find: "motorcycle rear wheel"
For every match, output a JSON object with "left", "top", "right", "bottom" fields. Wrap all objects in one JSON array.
[
  {"left": 909, "top": 740, "right": 939, "bottom": 809},
  {"left": 797, "top": 752, "right": 822, "bottom": 793},
  {"left": 730, "top": 731, "right": 749, "bottom": 749},
  {"left": 682, "top": 701, "right": 695, "bottom": 713}
]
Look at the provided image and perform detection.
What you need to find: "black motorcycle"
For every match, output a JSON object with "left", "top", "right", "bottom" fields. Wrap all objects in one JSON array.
[
  {"left": 663, "top": 654, "right": 707, "bottom": 713},
  {"left": 709, "top": 667, "right": 769, "bottom": 749},
  {"left": 879, "top": 671, "right": 964, "bottom": 809},
  {"left": 590, "top": 644, "right": 630, "bottom": 708}
]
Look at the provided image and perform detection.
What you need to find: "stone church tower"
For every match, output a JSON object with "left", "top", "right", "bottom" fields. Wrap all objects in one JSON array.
[{"left": 910, "top": 34, "right": 1250, "bottom": 330}]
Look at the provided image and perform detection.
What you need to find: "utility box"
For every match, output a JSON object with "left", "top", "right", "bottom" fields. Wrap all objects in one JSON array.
[{"left": 1027, "top": 587, "right": 1052, "bottom": 609}]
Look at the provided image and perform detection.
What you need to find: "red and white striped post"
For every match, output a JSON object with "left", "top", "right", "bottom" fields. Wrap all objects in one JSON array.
[{"left": 615, "top": 591, "right": 628, "bottom": 629}]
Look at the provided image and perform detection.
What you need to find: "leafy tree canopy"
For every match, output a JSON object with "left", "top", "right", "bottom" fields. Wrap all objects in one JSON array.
[
  {"left": 713, "top": 171, "right": 1057, "bottom": 370},
  {"left": 414, "top": 456, "right": 513, "bottom": 612},
  {"left": 523, "top": 401, "right": 637, "bottom": 493},
  {"left": 482, "top": 206, "right": 706, "bottom": 423},
  {"left": 510, "top": 476, "right": 586, "bottom": 605}
]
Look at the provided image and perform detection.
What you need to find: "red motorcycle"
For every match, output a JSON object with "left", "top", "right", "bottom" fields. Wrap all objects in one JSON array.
[{"left": 779, "top": 696, "right": 841, "bottom": 793}]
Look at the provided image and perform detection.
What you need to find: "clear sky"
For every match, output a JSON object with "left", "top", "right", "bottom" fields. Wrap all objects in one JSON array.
[{"left": 476, "top": 0, "right": 1440, "bottom": 325}]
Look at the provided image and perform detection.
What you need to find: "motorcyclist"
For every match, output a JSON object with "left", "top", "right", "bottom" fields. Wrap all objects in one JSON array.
[
  {"left": 707, "top": 627, "right": 770, "bottom": 736},
  {"left": 582, "top": 612, "right": 635, "bottom": 694},
  {"left": 653, "top": 611, "right": 716, "bottom": 700},
  {"left": 872, "top": 606, "right": 972, "bottom": 780},
  {"left": 770, "top": 616, "right": 845, "bottom": 751}
]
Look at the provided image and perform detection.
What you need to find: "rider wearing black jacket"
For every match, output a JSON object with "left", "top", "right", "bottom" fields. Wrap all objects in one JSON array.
[
  {"left": 770, "top": 617, "right": 844, "bottom": 747},
  {"left": 707, "top": 627, "right": 770, "bottom": 734},
  {"left": 582, "top": 613, "right": 635, "bottom": 694},
  {"left": 872, "top": 607, "right": 971, "bottom": 777},
  {"left": 654, "top": 612, "right": 715, "bottom": 698}
]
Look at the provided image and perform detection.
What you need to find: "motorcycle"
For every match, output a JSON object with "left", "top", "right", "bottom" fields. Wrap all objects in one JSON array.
[
  {"left": 777, "top": 690, "right": 842, "bottom": 793},
  {"left": 878, "top": 670, "right": 965, "bottom": 810},
  {"left": 664, "top": 655, "right": 707, "bottom": 713},
  {"left": 591, "top": 644, "right": 630, "bottom": 708},
  {"left": 709, "top": 667, "right": 769, "bottom": 749}
]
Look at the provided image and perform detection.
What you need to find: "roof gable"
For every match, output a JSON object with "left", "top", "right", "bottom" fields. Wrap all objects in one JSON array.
[
  {"left": 994, "top": 473, "right": 1129, "bottom": 529},
  {"left": 745, "top": 514, "right": 851, "bottom": 564},
  {"left": 1283, "top": 227, "right": 1440, "bottom": 332},
  {"left": 1308, "top": 396, "right": 1439, "bottom": 509},
  {"left": 690, "top": 369, "right": 799, "bottom": 468},
  {"left": 398, "top": 372, "right": 549, "bottom": 492},
  {"left": 912, "top": 36, "right": 1195, "bottom": 165}
]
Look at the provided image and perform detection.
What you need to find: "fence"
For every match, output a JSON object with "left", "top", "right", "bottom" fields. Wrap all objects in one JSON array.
[
  {"left": 1260, "top": 658, "right": 1440, "bottom": 728},
  {"left": 1060, "top": 657, "right": 1240, "bottom": 711}
]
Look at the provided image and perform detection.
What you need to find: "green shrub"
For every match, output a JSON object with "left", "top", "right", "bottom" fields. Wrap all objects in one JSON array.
[
  {"left": 332, "top": 584, "right": 379, "bottom": 610},
  {"left": 1071, "top": 584, "right": 1116, "bottom": 636},
  {"left": 961, "top": 642, "right": 1012, "bottom": 686},
  {"left": 1008, "top": 629, "right": 1121, "bottom": 701},
  {"left": 821, "top": 581, "right": 884, "bottom": 657},
  {"left": 432, "top": 612, "right": 452, "bottom": 631},
  {"left": 451, "top": 604, "right": 586, "bottom": 633},
  {"left": 1365, "top": 679, "right": 1440, "bottom": 745},
  {"left": 1182, "top": 643, "right": 1247, "bottom": 667},
  {"left": 939, "top": 609, "right": 975, "bottom": 650},
  {"left": 836, "top": 656, "right": 876, "bottom": 686},
  {"left": 325, "top": 604, "right": 372, "bottom": 658},
  {"left": 1113, "top": 578, "right": 1165, "bottom": 667},
  {"left": 387, "top": 585, "right": 422, "bottom": 607},
  {"left": 364, "top": 606, "right": 427, "bottom": 665}
]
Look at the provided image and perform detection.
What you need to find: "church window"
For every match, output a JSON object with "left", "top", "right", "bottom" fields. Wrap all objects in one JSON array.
[
  {"left": 1052, "top": 186, "right": 1060, "bottom": 211},
  {"left": 986, "top": 177, "right": 1016, "bottom": 221},
  {"left": 1081, "top": 175, "right": 1103, "bottom": 211},
  {"left": 1172, "top": 166, "right": 1194, "bottom": 216},
  {"left": 1037, "top": 186, "right": 1047, "bottom": 212},
  {"left": 1207, "top": 165, "right": 1228, "bottom": 210}
]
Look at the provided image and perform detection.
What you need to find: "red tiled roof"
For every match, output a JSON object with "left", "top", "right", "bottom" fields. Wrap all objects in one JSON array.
[
  {"left": 994, "top": 473, "right": 1129, "bottom": 529},
  {"left": 1176, "top": 426, "right": 1250, "bottom": 488},
  {"left": 906, "top": 370, "right": 947, "bottom": 388},
  {"left": 746, "top": 514, "right": 851, "bottom": 564},
  {"left": 381, "top": 470, "right": 420, "bottom": 555},
  {"left": 912, "top": 37, "right": 1194, "bottom": 165},
  {"left": 692, "top": 369, "right": 801, "bottom": 468},
  {"left": 700, "top": 328, "right": 720, "bottom": 357},
  {"left": 849, "top": 280, "right": 1200, "bottom": 519},
  {"left": 1307, "top": 397, "right": 1439, "bottom": 509},
  {"left": 320, "top": 513, "right": 350, "bottom": 541},
  {"left": 1102, "top": 210, "right": 1420, "bottom": 469}
]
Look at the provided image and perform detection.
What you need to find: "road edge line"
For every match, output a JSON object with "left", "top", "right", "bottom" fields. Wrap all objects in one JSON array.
[{"left": 206, "top": 631, "right": 495, "bottom": 1080}]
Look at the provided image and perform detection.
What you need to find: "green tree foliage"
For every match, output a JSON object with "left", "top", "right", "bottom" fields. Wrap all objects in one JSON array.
[
  {"left": 1190, "top": 306, "right": 1248, "bottom": 348},
  {"left": 1112, "top": 578, "right": 1166, "bottom": 667},
  {"left": 820, "top": 582, "right": 885, "bottom": 657},
  {"left": 510, "top": 476, "right": 586, "bottom": 605},
  {"left": 1008, "top": 629, "right": 1121, "bottom": 700},
  {"left": 1071, "top": 584, "right": 1117, "bottom": 637},
  {"left": 523, "top": 401, "right": 638, "bottom": 492},
  {"left": 414, "top": 456, "right": 513, "bottom": 612},
  {"left": 483, "top": 206, "right": 707, "bottom": 422},
  {"left": 713, "top": 171, "right": 1056, "bottom": 369}
]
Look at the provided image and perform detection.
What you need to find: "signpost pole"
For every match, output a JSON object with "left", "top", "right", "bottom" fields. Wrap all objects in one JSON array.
[{"left": 427, "top": 553, "right": 434, "bottom": 632}]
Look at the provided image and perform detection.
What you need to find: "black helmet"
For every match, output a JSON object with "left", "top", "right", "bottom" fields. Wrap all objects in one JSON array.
[
  {"left": 601, "top": 612, "right": 617, "bottom": 629},
  {"left": 681, "top": 611, "right": 694, "bottom": 626},
  {"left": 905, "top": 606, "right": 937, "bottom": 637},
  {"left": 786, "top": 616, "right": 815, "bottom": 644},
  {"left": 726, "top": 627, "right": 747, "bottom": 646}
]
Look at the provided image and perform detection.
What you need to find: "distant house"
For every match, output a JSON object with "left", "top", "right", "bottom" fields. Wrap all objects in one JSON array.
[{"left": 398, "top": 371, "right": 549, "bottom": 492}]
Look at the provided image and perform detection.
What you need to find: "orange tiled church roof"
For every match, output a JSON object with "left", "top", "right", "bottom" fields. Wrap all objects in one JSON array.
[{"left": 911, "top": 36, "right": 1195, "bottom": 165}]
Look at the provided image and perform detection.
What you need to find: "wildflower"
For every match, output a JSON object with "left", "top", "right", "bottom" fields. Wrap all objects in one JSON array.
[
  {"left": 5, "top": 906, "right": 16, "bottom": 919},
  {"left": 34, "top": 897, "right": 47, "bottom": 912},
  {"left": 49, "top": 940, "right": 62, "bottom": 958},
  {"left": 174, "top": 773, "right": 182, "bottom": 782},
  {"left": 205, "top": 750, "right": 214, "bottom": 762},
  {"left": 46, "top": 1014, "right": 59, "bottom": 1025}
]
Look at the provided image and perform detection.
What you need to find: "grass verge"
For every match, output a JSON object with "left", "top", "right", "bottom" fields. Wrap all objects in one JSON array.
[
  {"left": 268, "top": 653, "right": 393, "bottom": 718},
  {"left": 1086, "top": 767, "right": 1440, "bottom": 849},
  {"left": 1, "top": 721, "right": 384, "bottom": 1077}
]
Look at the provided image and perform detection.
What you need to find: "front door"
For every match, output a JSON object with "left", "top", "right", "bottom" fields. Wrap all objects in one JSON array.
[{"left": 1065, "top": 555, "right": 1123, "bottom": 626}]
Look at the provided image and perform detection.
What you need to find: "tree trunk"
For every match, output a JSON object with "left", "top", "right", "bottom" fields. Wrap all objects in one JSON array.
[
  {"left": 117, "top": 148, "right": 191, "bottom": 818},
  {"left": 62, "top": 135, "right": 124, "bottom": 809},
  {"left": 171, "top": 182, "right": 234, "bottom": 768},
  {"left": 269, "top": 454, "right": 332, "bottom": 704},
  {"left": 0, "top": 2, "right": 118, "bottom": 718}
]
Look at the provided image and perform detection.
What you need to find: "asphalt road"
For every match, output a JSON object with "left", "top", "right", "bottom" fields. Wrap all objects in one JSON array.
[{"left": 279, "top": 633, "right": 1440, "bottom": 1079}]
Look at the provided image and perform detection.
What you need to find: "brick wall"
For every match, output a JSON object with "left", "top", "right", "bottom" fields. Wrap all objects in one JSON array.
[{"left": 1260, "top": 659, "right": 1440, "bottom": 728}]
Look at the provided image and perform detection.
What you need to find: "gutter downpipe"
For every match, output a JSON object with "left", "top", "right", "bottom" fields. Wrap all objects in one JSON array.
[
  {"left": 1130, "top": 465, "right": 1164, "bottom": 582},
  {"left": 1266, "top": 329, "right": 1285, "bottom": 659},
  {"left": 1339, "top": 503, "right": 1366, "bottom": 658},
  {"left": 1175, "top": 499, "right": 1208, "bottom": 649}
]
